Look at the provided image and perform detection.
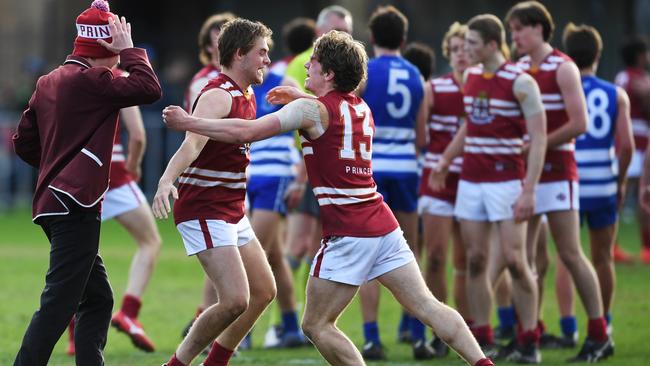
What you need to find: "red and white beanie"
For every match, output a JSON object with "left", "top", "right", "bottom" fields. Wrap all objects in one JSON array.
[{"left": 72, "top": 0, "right": 117, "bottom": 59}]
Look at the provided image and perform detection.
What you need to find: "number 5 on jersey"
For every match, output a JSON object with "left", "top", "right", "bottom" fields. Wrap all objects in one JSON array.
[{"left": 339, "top": 101, "right": 374, "bottom": 161}]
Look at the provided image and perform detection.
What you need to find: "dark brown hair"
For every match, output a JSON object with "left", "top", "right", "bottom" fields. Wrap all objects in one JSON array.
[
  {"left": 282, "top": 17, "right": 316, "bottom": 55},
  {"left": 312, "top": 30, "right": 368, "bottom": 93},
  {"left": 403, "top": 42, "right": 435, "bottom": 80},
  {"left": 218, "top": 18, "right": 272, "bottom": 69},
  {"left": 198, "top": 12, "right": 236, "bottom": 66},
  {"left": 563, "top": 23, "right": 602, "bottom": 69},
  {"left": 467, "top": 14, "right": 510, "bottom": 60},
  {"left": 368, "top": 5, "right": 408, "bottom": 50},
  {"left": 506, "top": 1, "right": 555, "bottom": 42}
]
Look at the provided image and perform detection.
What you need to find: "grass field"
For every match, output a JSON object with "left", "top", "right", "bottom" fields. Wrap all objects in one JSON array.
[{"left": 1, "top": 208, "right": 649, "bottom": 365}]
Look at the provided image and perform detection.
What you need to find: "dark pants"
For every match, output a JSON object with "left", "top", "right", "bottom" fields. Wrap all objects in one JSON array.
[{"left": 14, "top": 211, "right": 113, "bottom": 366}]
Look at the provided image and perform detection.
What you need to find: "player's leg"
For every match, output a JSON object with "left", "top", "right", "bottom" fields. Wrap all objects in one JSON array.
[
  {"left": 554, "top": 253, "right": 578, "bottom": 347},
  {"left": 301, "top": 277, "right": 363, "bottom": 365},
  {"left": 378, "top": 261, "right": 490, "bottom": 366},
  {"left": 546, "top": 209, "right": 613, "bottom": 361},
  {"left": 202, "top": 237, "right": 276, "bottom": 364},
  {"left": 547, "top": 210, "right": 603, "bottom": 318},
  {"left": 172, "top": 246, "right": 249, "bottom": 365},
  {"left": 110, "top": 202, "right": 161, "bottom": 351},
  {"left": 586, "top": 206, "right": 618, "bottom": 327},
  {"left": 422, "top": 212, "right": 453, "bottom": 308},
  {"left": 451, "top": 222, "right": 470, "bottom": 319}
]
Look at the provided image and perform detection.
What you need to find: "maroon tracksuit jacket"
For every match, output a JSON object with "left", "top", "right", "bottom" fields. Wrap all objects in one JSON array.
[{"left": 13, "top": 48, "right": 162, "bottom": 223}]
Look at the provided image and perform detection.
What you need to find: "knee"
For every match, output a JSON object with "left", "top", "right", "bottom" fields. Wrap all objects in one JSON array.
[
  {"left": 254, "top": 282, "right": 277, "bottom": 308},
  {"left": 468, "top": 253, "right": 487, "bottom": 278},
  {"left": 222, "top": 294, "right": 249, "bottom": 320},
  {"left": 505, "top": 258, "right": 525, "bottom": 280},
  {"left": 301, "top": 317, "right": 322, "bottom": 342},
  {"left": 427, "top": 252, "right": 446, "bottom": 274}
]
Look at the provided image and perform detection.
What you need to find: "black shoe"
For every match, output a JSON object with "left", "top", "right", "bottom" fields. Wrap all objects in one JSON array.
[
  {"left": 506, "top": 343, "right": 541, "bottom": 364},
  {"left": 361, "top": 341, "right": 387, "bottom": 361},
  {"left": 540, "top": 332, "right": 578, "bottom": 349},
  {"left": 397, "top": 330, "right": 412, "bottom": 344},
  {"left": 494, "top": 325, "right": 516, "bottom": 343},
  {"left": 413, "top": 339, "right": 436, "bottom": 360},
  {"left": 567, "top": 337, "right": 614, "bottom": 362},
  {"left": 430, "top": 336, "right": 449, "bottom": 358},
  {"left": 494, "top": 338, "right": 517, "bottom": 360}
]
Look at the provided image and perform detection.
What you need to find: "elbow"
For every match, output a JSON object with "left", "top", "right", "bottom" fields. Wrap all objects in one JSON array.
[{"left": 141, "top": 82, "right": 163, "bottom": 104}]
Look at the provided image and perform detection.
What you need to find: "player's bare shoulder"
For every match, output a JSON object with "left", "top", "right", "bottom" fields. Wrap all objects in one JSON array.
[{"left": 194, "top": 87, "right": 232, "bottom": 119}]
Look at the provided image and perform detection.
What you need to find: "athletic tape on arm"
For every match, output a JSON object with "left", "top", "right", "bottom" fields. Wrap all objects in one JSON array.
[
  {"left": 515, "top": 73, "right": 544, "bottom": 119},
  {"left": 273, "top": 98, "right": 322, "bottom": 134}
]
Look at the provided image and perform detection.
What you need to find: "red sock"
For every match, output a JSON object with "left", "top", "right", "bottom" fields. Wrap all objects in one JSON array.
[
  {"left": 474, "top": 358, "right": 495, "bottom": 366},
  {"left": 587, "top": 317, "right": 608, "bottom": 342},
  {"left": 466, "top": 318, "right": 474, "bottom": 328},
  {"left": 642, "top": 228, "right": 650, "bottom": 250},
  {"left": 195, "top": 307, "right": 204, "bottom": 319},
  {"left": 517, "top": 329, "right": 540, "bottom": 346},
  {"left": 471, "top": 325, "right": 494, "bottom": 345},
  {"left": 68, "top": 317, "right": 75, "bottom": 341},
  {"left": 167, "top": 353, "right": 187, "bottom": 366},
  {"left": 203, "top": 341, "right": 234, "bottom": 366},
  {"left": 121, "top": 294, "right": 141, "bottom": 319}
]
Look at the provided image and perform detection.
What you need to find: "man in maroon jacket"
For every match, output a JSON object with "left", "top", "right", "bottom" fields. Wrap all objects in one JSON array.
[{"left": 12, "top": 1, "right": 161, "bottom": 365}]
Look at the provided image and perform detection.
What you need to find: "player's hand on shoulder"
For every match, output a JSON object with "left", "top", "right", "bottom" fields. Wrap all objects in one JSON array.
[
  {"left": 162, "top": 105, "right": 190, "bottom": 130},
  {"left": 97, "top": 14, "right": 134, "bottom": 54},
  {"left": 267, "top": 86, "right": 308, "bottom": 105},
  {"left": 152, "top": 179, "right": 178, "bottom": 219}
]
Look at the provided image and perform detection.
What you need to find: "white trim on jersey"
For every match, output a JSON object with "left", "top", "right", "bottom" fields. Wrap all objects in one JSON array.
[
  {"left": 464, "top": 145, "right": 522, "bottom": 154},
  {"left": 374, "top": 126, "right": 416, "bottom": 140},
  {"left": 373, "top": 142, "right": 416, "bottom": 155},
  {"left": 543, "top": 102, "right": 566, "bottom": 110},
  {"left": 313, "top": 186, "right": 377, "bottom": 196},
  {"left": 579, "top": 182, "right": 617, "bottom": 198},
  {"left": 178, "top": 176, "right": 246, "bottom": 189},
  {"left": 183, "top": 167, "right": 246, "bottom": 180},
  {"left": 632, "top": 118, "right": 650, "bottom": 135},
  {"left": 431, "top": 114, "right": 460, "bottom": 123},
  {"left": 466, "top": 137, "right": 524, "bottom": 146},
  {"left": 302, "top": 147, "right": 314, "bottom": 156},
  {"left": 541, "top": 93, "right": 563, "bottom": 102},
  {"left": 112, "top": 154, "right": 126, "bottom": 162},
  {"left": 434, "top": 85, "right": 460, "bottom": 93},
  {"left": 552, "top": 143, "right": 575, "bottom": 151},
  {"left": 317, "top": 193, "right": 380, "bottom": 206},
  {"left": 373, "top": 159, "right": 419, "bottom": 172},
  {"left": 575, "top": 147, "right": 615, "bottom": 163},
  {"left": 578, "top": 166, "right": 617, "bottom": 180},
  {"left": 429, "top": 122, "right": 458, "bottom": 132}
]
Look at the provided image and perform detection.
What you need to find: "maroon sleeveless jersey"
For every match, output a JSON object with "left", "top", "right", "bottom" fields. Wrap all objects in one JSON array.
[
  {"left": 174, "top": 74, "right": 256, "bottom": 225},
  {"left": 420, "top": 73, "right": 464, "bottom": 203},
  {"left": 300, "top": 91, "right": 398, "bottom": 237},
  {"left": 517, "top": 49, "right": 578, "bottom": 182},
  {"left": 461, "top": 63, "right": 527, "bottom": 183}
]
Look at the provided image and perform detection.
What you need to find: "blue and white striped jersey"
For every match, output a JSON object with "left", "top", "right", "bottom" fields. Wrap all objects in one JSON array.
[
  {"left": 576, "top": 75, "right": 619, "bottom": 209},
  {"left": 249, "top": 62, "right": 299, "bottom": 177},
  {"left": 363, "top": 55, "right": 423, "bottom": 176}
]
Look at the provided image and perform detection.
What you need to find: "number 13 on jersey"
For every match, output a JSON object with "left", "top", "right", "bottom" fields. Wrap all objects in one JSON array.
[{"left": 339, "top": 101, "right": 374, "bottom": 161}]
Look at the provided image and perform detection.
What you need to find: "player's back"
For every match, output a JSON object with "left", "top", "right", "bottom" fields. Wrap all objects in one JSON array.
[
  {"left": 300, "top": 90, "right": 398, "bottom": 238},
  {"left": 576, "top": 75, "right": 619, "bottom": 209},
  {"left": 615, "top": 67, "right": 649, "bottom": 151},
  {"left": 363, "top": 55, "right": 423, "bottom": 175}
]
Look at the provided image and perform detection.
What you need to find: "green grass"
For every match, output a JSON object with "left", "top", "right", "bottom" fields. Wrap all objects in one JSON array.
[{"left": 1, "top": 208, "right": 649, "bottom": 365}]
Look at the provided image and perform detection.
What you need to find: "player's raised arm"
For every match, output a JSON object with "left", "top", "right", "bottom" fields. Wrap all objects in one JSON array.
[
  {"left": 513, "top": 72, "right": 547, "bottom": 221},
  {"left": 163, "top": 97, "right": 326, "bottom": 143}
]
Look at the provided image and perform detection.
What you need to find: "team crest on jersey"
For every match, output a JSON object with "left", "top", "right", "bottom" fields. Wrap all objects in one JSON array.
[{"left": 469, "top": 92, "right": 494, "bottom": 125}]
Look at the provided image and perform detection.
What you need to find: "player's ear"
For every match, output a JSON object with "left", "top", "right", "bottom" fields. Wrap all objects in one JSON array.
[{"left": 324, "top": 69, "right": 335, "bottom": 82}]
